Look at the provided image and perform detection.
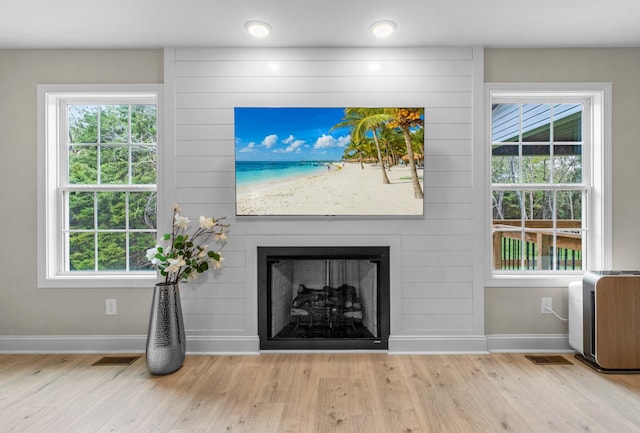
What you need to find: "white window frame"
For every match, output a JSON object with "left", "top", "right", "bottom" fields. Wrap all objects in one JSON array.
[
  {"left": 484, "top": 83, "right": 612, "bottom": 287},
  {"left": 37, "top": 84, "right": 163, "bottom": 288}
]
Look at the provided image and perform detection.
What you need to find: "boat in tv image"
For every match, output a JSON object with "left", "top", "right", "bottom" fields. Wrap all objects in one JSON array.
[{"left": 234, "top": 107, "right": 424, "bottom": 216}]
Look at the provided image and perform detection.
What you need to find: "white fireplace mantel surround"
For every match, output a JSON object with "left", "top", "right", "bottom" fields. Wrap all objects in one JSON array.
[{"left": 245, "top": 235, "right": 486, "bottom": 354}]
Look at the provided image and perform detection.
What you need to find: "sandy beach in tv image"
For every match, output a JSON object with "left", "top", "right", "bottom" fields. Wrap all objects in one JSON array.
[{"left": 234, "top": 107, "right": 425, "bottom": 216}]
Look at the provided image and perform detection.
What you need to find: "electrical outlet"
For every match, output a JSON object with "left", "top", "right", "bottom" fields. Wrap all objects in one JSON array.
[
  {"left": 541, "top": 297, "right": 552, "bottom": 314},
  {"left": 106, "top": 298, "right": 117, "bottom": 315}
]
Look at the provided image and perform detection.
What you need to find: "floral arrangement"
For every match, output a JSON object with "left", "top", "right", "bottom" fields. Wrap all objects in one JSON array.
[{"left": 146, "top": 204, "right": 229, "bottom": 285}]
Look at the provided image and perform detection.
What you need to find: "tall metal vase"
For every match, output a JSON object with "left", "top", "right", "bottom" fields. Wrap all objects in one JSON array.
[{"left": 146, "top": 282, "right": 186, "bottom": 375}]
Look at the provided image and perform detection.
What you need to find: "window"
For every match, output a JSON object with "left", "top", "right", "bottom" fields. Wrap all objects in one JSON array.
[
  {"left": 485, "top": 84, "right": 611, "bottom": 285},
  {"left": 38, "top": 85, "right": 162, "bottom": 288}
]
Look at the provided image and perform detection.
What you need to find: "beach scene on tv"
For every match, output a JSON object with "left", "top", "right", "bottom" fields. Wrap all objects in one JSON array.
[{"left": 234, "top": 107, "right": 425, "bottom": 216}]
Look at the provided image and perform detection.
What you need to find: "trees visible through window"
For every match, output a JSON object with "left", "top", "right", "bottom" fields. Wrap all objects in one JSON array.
[
  {"left": 491, "top": 102, "right": 587, "bottom": 272},
  {"left": 65, "top": 103, "right": 158, "bottom": 272},
  {"left": 38, "top": 85, "right": 161, "bottom": 287}
]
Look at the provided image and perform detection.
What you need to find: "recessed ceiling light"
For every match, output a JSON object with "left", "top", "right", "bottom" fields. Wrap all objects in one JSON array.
[
  {"left": 245, "top": 20, "right": 272, "bottom": 38},
  {"left": 370, "top": 20, "right": 396, "bottom": 38}
]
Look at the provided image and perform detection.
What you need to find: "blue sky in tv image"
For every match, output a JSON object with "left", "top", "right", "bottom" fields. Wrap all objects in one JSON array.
[{"left": 234, "top": 107, "right": 351, "bottom": 163}]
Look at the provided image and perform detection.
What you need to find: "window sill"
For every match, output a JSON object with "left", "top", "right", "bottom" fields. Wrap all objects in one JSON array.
[
  {"left": 487, "top": 272, "right": 584, "bottom": 288},
  {"left": 38, "top": 273, "right": 158, "bottom": 289}
]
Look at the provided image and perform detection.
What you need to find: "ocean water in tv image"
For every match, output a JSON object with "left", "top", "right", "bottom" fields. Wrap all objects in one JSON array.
[{"left": 235, "top": 161, "right": 330, "bottom": 187}]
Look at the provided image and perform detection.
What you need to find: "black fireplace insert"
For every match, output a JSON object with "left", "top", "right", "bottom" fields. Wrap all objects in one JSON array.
[{"left": 258, "top": 246, "right": 390, "bottom": 350}]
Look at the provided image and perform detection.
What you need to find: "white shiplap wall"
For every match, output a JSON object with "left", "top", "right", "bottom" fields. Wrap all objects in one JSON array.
[{"left": 164, "top": 47, "right": 486, "bottom": 353}]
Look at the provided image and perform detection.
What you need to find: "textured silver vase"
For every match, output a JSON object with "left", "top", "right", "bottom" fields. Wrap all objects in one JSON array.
[{"left": 146, "top": 282, "right": 186, "bottom": 375}]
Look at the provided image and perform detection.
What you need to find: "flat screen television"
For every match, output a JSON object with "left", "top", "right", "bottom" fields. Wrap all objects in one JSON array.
[{"left": 234, "top": 107, "right": 425, "bottom": 217}]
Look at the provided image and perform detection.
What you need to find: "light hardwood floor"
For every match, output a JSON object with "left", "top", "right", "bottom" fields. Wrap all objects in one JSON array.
[{"left": 1, "top": 352, "right": 640, "bottom": 432}]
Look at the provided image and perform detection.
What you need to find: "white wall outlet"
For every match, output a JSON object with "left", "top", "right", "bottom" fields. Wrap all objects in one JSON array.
[
  {"left": 106, "top": 298, "right": 117, "bottom": 315},
  {"left": 541, "top": 297, "right": 552, "bottom": 314}
]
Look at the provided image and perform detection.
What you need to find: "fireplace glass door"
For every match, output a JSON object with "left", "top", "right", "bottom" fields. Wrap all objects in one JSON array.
[{"left": 258, "top": 247, "right": 389, "bottom": 350}]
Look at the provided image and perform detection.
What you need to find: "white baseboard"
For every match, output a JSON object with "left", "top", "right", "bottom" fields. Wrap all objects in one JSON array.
[
  {"left": 0, "top": 334, "right": 259, "bottom": 355},
  {"left": 388, "top": 335, "right": 489, "bottom": 354},
  {"left": 0, "top": 335, "right": 146, "bottom": 354},
  {"left": 186, "top": 335, "right": 260, "bottom": 354},
  {"left": 388, "top": 334, "right": 573, "bottom": 354},
  {"left": 0, "top": 334, "right": 572, "bottom": 355},
  {"left": 486, "top": 334, "right": 574, "bottom": 353}
]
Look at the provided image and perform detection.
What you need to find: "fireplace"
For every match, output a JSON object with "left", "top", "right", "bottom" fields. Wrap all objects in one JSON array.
[{"left": 258, "top": 246, "right": 390, "bottom": 350}]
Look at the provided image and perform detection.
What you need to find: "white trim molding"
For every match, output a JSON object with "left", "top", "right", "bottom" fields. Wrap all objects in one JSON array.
[
  {"left": 482, "top": 82, "right": 612, "bottom": 287},
  {"left": 388, "top": 335, "right": 489, "bottom": 354},
  {"left": 185, "top": 335, "right": 260, "bottom": 354},
  {"left": 486, "top": 334, "right": 573, "bottom": 353},
  {"left": 36, "top": 83, "right": 163, "bottom": 289},
  {"left": 0, "top": 335, "right": 147, "bottom": 354},
  {"left": 0, "top": 334, "right": 260, "bottom": 355},
  {"left": 0, "top": 334, "right": 573, "bottom": 354}
]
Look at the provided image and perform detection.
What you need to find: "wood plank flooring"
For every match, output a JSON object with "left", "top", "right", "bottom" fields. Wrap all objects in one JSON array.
[{"left": 1, "top": 353, "right": 640, "bottom": 432}]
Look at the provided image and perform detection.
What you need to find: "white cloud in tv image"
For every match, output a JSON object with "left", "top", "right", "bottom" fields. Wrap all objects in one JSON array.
[{"left": 234, "top": 107, "right": 425, "bottom": 216}]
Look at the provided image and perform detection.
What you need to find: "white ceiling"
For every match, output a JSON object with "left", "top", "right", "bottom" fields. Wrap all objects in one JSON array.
[{"left": 3, "top": 0, "right": 640, "bottom": 49}]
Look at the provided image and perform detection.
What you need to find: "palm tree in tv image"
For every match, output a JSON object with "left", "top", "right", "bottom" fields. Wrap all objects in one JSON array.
[
  {"left": 342, "top": 137, "right": 370, "bottom": 170},
  {"left": 331, "top": 107, "right": 424, "bottom": 199},
  {"left": 386, "top": 108, "right": 424, "bottom": 199},
  {"left": 377, "top": 124, "right": 406, "bottom": 169},
  {"left": 331, "top": 107, "right": 391, "bottom": 184}
]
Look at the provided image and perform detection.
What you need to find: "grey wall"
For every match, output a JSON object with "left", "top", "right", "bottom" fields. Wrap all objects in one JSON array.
[
  {"left": 484, "top": 48, "right": 640, "bottom": 336},
  {"left": 0, "top": 50, "right": 163, "bottom": 337}
]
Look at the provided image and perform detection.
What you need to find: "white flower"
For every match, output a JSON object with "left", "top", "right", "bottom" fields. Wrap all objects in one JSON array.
[
  {"left": 147, "top": 204, "right": 229, "bottom": 284},
  {"left": 146, "top": 246, "right": 161, "bottom": 264},
  {"left": 197, "top": 245, "right": 209, "bottom": 258},
  {"left": 199, "top": 216, "right": 216, "bottom": 228},
  {"left": 165, "top": 256, "right": 186, "bottom": 273},
  {"left": 174, "top": 214, "right": 190, "bottom": 228},
  {"left": 173, "top": 203, "right": 182, "bottom": 213},
  {"left": 212, "top": 255, "right": 224, "bottom": 270}
]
